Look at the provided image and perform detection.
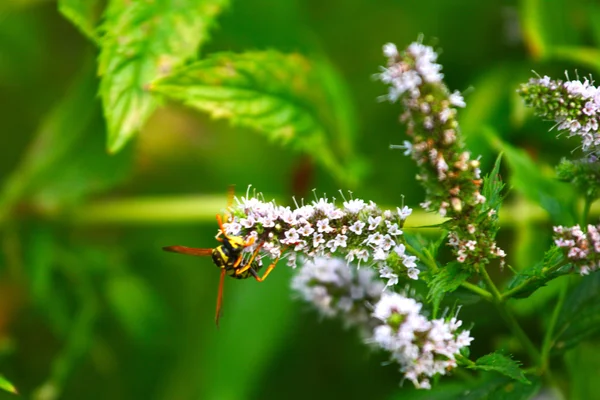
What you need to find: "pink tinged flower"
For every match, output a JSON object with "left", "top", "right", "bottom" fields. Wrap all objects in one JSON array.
[
  {"left": 368, "top": 215, "right": 382, "bottom": 230},
  {"left": 286, "top": 252, "right": 297, "bottom": 267},
  {"left": 343, "top": 199, "right": 366, "bottom": 213},
  {"left": 422, "top": 116, "right": 435, "bottom": 130},
  {"left": 439, "top": 108, "right": 454, "bottom": 123},
  {"left": 449, "top": 90, "right": 466, "bottom": 108},
  {"left": 407, "top": 267, "right": 420, "bottom": 280},
  {"left": 240, "top": 215, "right": 256, "bottom": 228},
  {"left": 403, "top": 254, "right": 417, "bottom": 269},
  {"left": 394, "top": 244, "right": 406, "bottom": 257},
  {"left": 282, "top": 228, "right": 300, "bottom": 245},
  {"left": 313, "top": 232, "right": 325, "bottom": 248},
  {"left": 397, "top": 206, "right": 412, "bottom": 220},
  {"left": 317, "top": 218, "right": 334, "bottom": 233},
  {"left": 378, "top": 265, "right": 399, "bottom": 288},
  {"left": 294, "top": 241, "right": 306, "bottom": 252},
  {"left": 349, "top": 220, "right": 366, "bottom": 235},
  {"left": 356, "top": 249, "right": 370, "bottom": 263},
  {"left": 373, "top": 248, "right": 388, "bottom": 261},
  {"left": 383, "top": 42, "right": 399, "bottom": 58},
  {"left": 386, "top": 221, "right": 402, "bottom": 236},
  {"left": 381, "top": 234, "right": 396, "bottom": 251},
  {"left": 279, "top": 207, "right": 297, "bottom": 225},
  {"left": 364, "top": 232, "right": 384, "bottom": 247},
  {"left": 223, "top": 222, "right": 242, "bottom": 236},
  {"left": 298, "top": 223, "right": 315, "bottom": 237}
]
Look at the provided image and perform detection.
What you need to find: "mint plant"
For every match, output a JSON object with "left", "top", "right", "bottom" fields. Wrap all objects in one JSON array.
[{"left": 2, "top": 0, "right": 600, "bottom": 398}]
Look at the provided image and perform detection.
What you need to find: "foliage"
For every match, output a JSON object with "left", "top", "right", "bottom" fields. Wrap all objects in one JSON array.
[{"left": 2, "top": 0, "right": 600, "bottom": 399}]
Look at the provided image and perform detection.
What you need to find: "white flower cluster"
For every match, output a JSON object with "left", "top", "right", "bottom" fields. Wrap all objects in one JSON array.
[
  {"left": 370, "top": 292, "right": 473, "bottom": 390},
  {"left": 554, "top": 224, "right": 600, "bottom": 275},
  {"left": 375, "top": 41, "right": 505, "bottom": 269},
  {"left": 377, "top": 42, "right": 446, "bottom": 103},
  {"left": 223, "top": 190, "right": 419, "bottom": 285},
  {"left": 291, "top": 257, "right": 384, "bottom": 329},
  {"left": 520, "top": 75, "right": 600, "bottom": 151}
]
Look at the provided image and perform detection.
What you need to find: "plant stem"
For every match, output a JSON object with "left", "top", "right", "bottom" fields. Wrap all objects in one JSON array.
[
  {"left": 479, "top": 265, "right": 541, "bottom": 364},
  {"left": 540, "top": 277, "right": 569, "bottom": 372},
  {"left": 404, "top": 243, "right": 494, "bottom": 302},
  {"left": 582, "top": 196, "right": 592, "bottom": 227}
]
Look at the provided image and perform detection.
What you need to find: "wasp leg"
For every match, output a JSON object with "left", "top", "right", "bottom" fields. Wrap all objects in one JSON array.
[
  {"left": 216, "top": 214, "right": 228, "bottom": 237},
  {"left": 215, "top": 268, "right": 226, "bottom": 328},
  {"left": 252, "top": 257, "right": 280, "bottom": 282},
  {"left": 234, "top": 242, "right": 263, "bottom": 272}
]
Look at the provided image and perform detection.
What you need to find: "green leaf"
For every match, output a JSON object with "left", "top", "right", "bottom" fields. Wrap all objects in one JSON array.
[
  {"left": 519, "top": 0, "right": 579, "bottom": 59},
  {"left": 428, "top": 262, "right": 470, "bottom": 311},
  {"left": 506, "top": 246, "right": 569, "bottom": 299},
  {"left": 97, "top": 0, "right": 228, "bottom": 153},
  {"left": 0, "top": 374, "right": 17, "bottom": 394},
  {"left": 105, "top": 273, "right": 166, "bottom": 346},
  {"left": 554, "top": 273, "right": 600, "bottom": 353},
  {"left": 485, "top": 129, "right": 577, "bottom": 225},
  {"left": 0, "top": 62, "right": 133, "bottom": 221},
  {"left": 0, "top": 61, "right": 134, "bottom": 218},
  {"left": 564, "top": 341, "right": 600, "bottom": 399},
  {"left": 390, "top": 375, "right": 540, "bottom": 400},
  {"left": 151, "top": 51, "right": 358, "bottom": 185},
  {"left": 58, "top": 0, "right": 103, "bottom": 43},
  {"left": 546, "top": 46, "right": 600, "bottom": 74},
  {"left": 470, "top": 352, "right": 530, "bottom": 384},
  {"left": 481, "top": 153, "right": 505, "bottom": 214}
]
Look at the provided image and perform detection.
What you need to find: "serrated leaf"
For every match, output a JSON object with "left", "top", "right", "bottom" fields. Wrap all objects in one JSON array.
[
  {"left": 58, "top": 0, "right": 103, "bottom": 43},
  {"left": 470, "top": 352, "right": 530, "bottom": 384},
  {"left": 485, "top": 130, "right": 577, "bottom": 225},
  {"left": 428, "top": 262, "right": 471, "bottom": 311},
  {"left": 0, "top": 374, "right": 17, "bottom": 394},
  {"left": 151, "top": 51, "right": 358, "bottom": 185},
  {"left": 506, "top": 246, "right": 569, "bottom": 299},
  {"left": 106, "top": 273, "right": 166, "bottom": 346},
  {"left": 481, "top": 153, "right": 505, "bottom": 214},
  {"left": 97, "top": 0, "right": 228, "bottom": 153},
  {"left": 390, "top": 375, "right": 540, "bottom": 400},
  {"left": 554, "top": 273, "right": 600, "bottom": 353}
]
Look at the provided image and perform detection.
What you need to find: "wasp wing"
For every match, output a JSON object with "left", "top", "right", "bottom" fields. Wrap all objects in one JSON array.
[{"left": 162, "top": 246, "right": 213, "bottom": 256}]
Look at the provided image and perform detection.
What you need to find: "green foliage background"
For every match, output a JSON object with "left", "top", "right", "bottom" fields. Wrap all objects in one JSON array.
[{"left": 1, "top": 0, "right": 600, "bottom": 399}]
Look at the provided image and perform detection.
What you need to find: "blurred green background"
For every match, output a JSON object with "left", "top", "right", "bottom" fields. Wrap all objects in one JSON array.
[{"left": 1, "top": 0, "right": 600, "bottom": 399}]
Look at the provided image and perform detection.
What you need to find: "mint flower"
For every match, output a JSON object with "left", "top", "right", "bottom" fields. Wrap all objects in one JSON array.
[
  {"left": 375, "top": 41, "right": 505, "bottom": 269},
  {"left": 519, "top": 75, "right": 600, "bottom": 152},
  {"left": 224, "top": 189, "right": 420, "bottom": 284},
  {"left": 291, "top": 257, "right": 384, "bottom": 330},
  {"left": 554, "top": 224, "right": 600, "bottom": 275},
  {"left": 370, "top": 292, "right": 473, "bottom": 390},
  {"left": 292, "top": 258, "right": 473, "bottom": 390}
]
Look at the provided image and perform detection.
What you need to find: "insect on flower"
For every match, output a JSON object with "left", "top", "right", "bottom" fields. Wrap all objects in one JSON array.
[{"left": 162, "top": 187, "right": 281, "bottom": 326}]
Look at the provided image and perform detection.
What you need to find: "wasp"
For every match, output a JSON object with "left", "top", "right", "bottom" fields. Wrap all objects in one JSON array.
[{"left": 162, "top": 190, "right": 280, "bottom": 326}]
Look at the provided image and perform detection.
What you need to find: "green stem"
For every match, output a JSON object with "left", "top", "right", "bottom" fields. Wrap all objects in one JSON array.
[
  {"left": 479, "top": 265, "right": 541, "bottom": 364},
  {"left": 404, "top": 243, "right": 494, "bottom": 302},
  {"left": 582, "top": 196, "right": 593, "bottom": 227},
  {"left": 540, "top": 277, "right": 569, "bottom": 372}
]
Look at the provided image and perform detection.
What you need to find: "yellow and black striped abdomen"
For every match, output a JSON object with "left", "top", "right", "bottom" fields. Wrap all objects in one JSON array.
[{"left": 212, "top": 245, "right": 262, "bottom": 280}]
